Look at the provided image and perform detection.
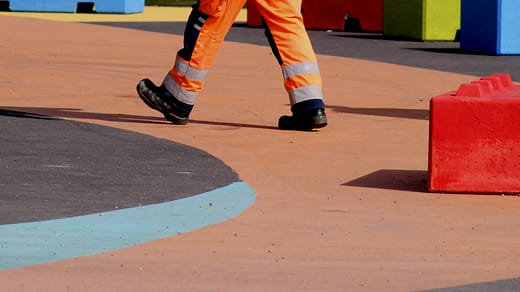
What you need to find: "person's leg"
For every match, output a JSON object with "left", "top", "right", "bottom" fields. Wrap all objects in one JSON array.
[
  {"left": 137, "top": 0, "right": 246, "bottom": 124},
  {"left": 254, "top": 0, "right": 327, "bottom": 130}
]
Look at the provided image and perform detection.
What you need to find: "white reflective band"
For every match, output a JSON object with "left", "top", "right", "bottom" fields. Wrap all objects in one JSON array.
[
  {"left": 162, "top": 73, "right": 198, "bottom": 105},
  {"left": 194, "top": 24, "right": 202, "bottom": 31},
  {"left": 175, "top": 58, "right": 208, "bottom": 81},
  {"left": 289, "top": 85, "right": 323, "bottom": 105},
  {"left": 198, "top": 16, "right": 206, "bottom": 24},
  {"left": 282, "top": 62, "right": 320, "bottom": 80}
]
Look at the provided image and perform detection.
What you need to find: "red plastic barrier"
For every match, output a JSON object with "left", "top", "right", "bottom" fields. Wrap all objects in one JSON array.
[
  {"left": 246, "top": 0, "right": 383, "bottom": 32},
  {"left": 428, "top": 74, "right": 520, "bottom": 194}
]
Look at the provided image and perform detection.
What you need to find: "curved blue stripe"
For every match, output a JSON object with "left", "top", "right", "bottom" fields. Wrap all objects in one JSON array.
[{"left": 0, "top": 182, "right": 256, "bottom": 270}]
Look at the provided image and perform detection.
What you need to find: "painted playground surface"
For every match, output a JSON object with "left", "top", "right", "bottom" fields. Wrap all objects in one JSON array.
[{"left": 1, "top": 6, "right": 520, "bottom": 292}]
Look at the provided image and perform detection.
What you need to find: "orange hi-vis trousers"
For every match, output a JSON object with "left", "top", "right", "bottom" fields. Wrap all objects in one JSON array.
[{"left": 162, "top": 0, "right": 324, "bottom": 112}]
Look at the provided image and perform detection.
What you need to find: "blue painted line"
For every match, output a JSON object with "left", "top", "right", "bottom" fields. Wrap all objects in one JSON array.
[{"left": 0, "top": 182, "right": 255, "bottom": 270}]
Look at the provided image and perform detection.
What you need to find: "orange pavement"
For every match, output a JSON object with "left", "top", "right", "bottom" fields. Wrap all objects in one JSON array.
[{"left": 1, "top": 15, "right": 520, "bottom": 291}]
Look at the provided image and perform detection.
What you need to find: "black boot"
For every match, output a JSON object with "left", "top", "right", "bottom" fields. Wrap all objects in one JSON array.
[
  {"left": 136, "top": 79, "right": 192, "bottom": 125},
  {"left": 278, "top": 108, "right": 328, "bottom": 131}
]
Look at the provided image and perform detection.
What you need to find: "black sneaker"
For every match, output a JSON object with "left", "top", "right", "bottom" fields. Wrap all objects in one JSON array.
[
  {"left": 136, "top": 78, "right": 190, "bottom": 125},
  {"left": 278, "top": 108, "right": 328, "bottom": 131}
]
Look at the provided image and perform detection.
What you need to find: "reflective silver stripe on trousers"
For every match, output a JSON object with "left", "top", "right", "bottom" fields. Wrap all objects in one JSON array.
[
  {"left": 289, "top": 85, "right": 323, "bottom": 105},
  {"left": 282, "top": 62, "right": 320, "bottom": 80},
  {"left": 194, "top": 17, "right": 206, "bottom": 31},
  {"left": 175, "top": 57, "right": 209, "bottom": 81},
  {"left": 162, "top": 73, "right": 198, "bottom": 105}
]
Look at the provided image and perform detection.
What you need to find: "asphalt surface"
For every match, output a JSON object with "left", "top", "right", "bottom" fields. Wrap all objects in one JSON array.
[{"left": 0, "top": 108, "right": 239, "bottom": 224}]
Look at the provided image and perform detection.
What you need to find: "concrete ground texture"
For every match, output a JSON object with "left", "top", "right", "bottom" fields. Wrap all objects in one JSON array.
[{"left": 1, "top": 7, "right": 520, "bottom": 292}]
